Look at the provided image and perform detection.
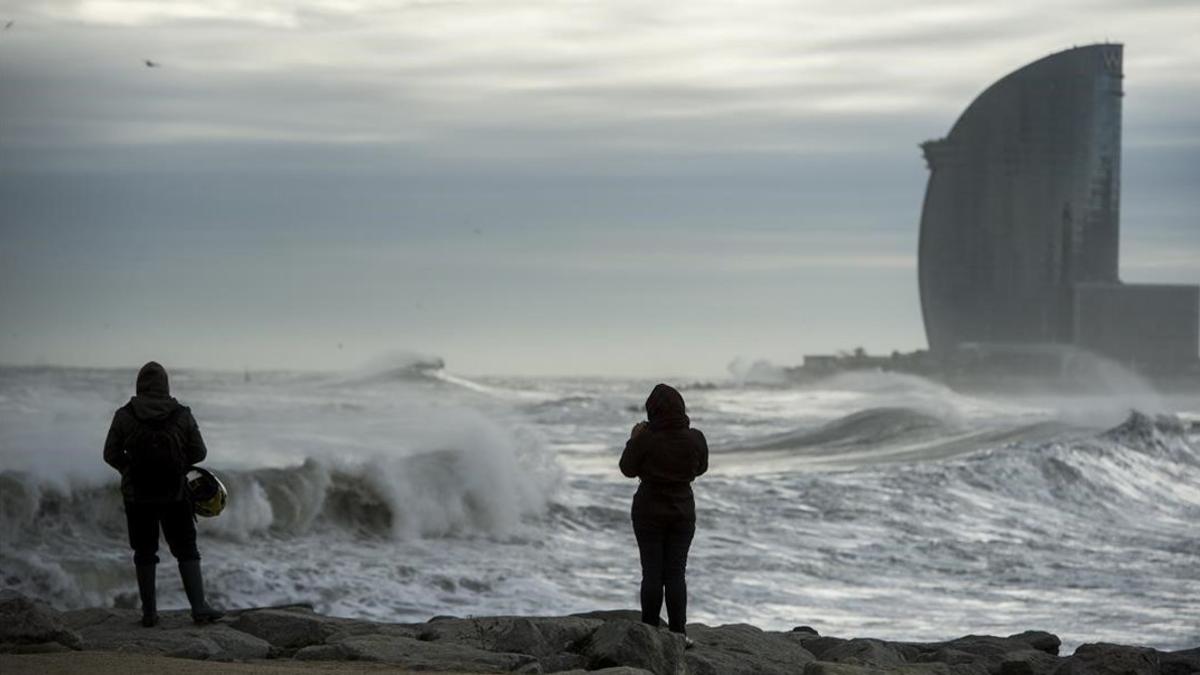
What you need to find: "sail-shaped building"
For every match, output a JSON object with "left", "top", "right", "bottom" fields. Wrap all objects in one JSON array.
[{"left": 917, "top": 44, "right": 1197, "bottom": 371}]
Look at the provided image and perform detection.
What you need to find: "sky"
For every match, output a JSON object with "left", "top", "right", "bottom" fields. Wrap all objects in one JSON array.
[{"left": 1, "top": 0, "right": 1197, "bottom": 377}]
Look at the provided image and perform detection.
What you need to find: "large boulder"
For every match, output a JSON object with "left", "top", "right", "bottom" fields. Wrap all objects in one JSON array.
[
  {"left": 579, "top": 620, "right": 686, "bottom": 675},
  {"left": 795, "top": 636, "right": 851, "bottom": 659},
  {"left": 413, "top": 615, "right": 602, "bottom": 657},
  {"left": 1161, "top": 647, "right": 1200, "bottom": 675},
  {"left": 685, "top": 623, "right": 816, "bottom": 675},
  {"left": 1055, "top": 643, "right": 1160, "bottom": 675},
  {"left": 572, "top": 609, "right": 646, "bottom": 623},
  {"left": 996, "top": 649, "right": 1062, "bottom": 675},
  {"left": 0, "top": 591, "right": 82, "bottom": 651},
  {"left": 65, "top": 606, "right": 270, "bottom": 660},
  {"left": 1007, "top": 631, "right": 1062, "bottom": 655},
  {"left": 893, "top": 633, "right": 1065, "bottom": 675},
  {"left": 552, "top": 662, "right": 657, "bottom": 667},
  {"left": 228, "top": 607, "right": 345, "bottom": 652},
  {"left": 821, "top": 638, "right": 906, "bottom": 667},
  {"left": 295, "top": 633, "right": 537, "bottom": 671},
  {"left": 554, "top": 662, "right": 657, "bottom": 667},
  {"left": 804, "top": 662, "right": 957, "bottom": 675}
]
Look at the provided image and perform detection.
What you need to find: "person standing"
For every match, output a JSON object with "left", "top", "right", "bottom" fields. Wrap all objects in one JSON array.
[
  {"left": 103, "top": 361, "right": 224, "bottom": 627},
  {"left": 619, "top": 383, "right": 708, "bottom": 643}
]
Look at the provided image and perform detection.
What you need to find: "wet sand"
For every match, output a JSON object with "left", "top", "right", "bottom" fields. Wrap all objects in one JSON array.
[{"left": 0, "top": 652, "right": 476, "bottom": 675}]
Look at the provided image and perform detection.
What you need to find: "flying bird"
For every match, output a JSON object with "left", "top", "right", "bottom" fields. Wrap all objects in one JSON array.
[
  {"left": 144, "top": 59, "right": 160, "bottom": 68},
  {"left": 3, "top": 20, "right": 14, "bottom": 30}
]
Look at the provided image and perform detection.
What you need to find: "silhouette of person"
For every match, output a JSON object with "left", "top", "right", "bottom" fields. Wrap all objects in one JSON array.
[
  {"left": 619, "top": 383, "right": 708, "bottom": 641},
  {"left": 103, "top": 361, "right": 223, "bottom": 627}
]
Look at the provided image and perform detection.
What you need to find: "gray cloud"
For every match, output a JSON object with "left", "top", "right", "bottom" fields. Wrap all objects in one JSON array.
[{"left": 0, "top": 0, "right": 1196, "bottom": 374}]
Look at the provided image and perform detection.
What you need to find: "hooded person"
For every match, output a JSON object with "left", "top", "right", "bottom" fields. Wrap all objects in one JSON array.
[
  {"left": 103, "top": 361, "right": 224, "bottom": 627},
  {"left": 618, "top": 383, "right": 708, "bottom": 643}
]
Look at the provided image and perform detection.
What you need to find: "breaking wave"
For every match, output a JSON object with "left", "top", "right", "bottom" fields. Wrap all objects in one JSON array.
[
  {"left": 722, "top": 407, "right": 954, "bottom": 452},
  {"left": 1, "top": 444, "right": 555, "bottom": 547}
]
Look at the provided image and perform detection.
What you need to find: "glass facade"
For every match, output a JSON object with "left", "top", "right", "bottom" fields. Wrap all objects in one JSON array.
[{"left": 918, "top": 44, "right": 1125, "bottom": 353}]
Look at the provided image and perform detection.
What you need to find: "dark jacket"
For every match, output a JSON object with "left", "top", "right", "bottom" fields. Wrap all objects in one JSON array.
[
  {"left": 619, "top": 384, "right": 708, "bottom": 523},
  {"left": 103, "top": 362, "right": 207, "bottom": 502}
]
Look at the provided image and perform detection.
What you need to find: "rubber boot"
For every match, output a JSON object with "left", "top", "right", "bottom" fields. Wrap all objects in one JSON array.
[
  {"left": 178, "top": 560, "right": 224, "bottom": 624},
  {"left": 135, "top": 564, "right": 158, "bottom": 627}
]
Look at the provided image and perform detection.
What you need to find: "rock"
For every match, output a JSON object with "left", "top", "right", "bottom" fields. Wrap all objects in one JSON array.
[
  {"left": 1161, "top": 647, "right": 1200, "bottom": 675},
  {"left": 997, "top": 649, "right": 1062, "bottom": 675},
  {"left": 554, "top": 669, "right": 656, "bottom": 675},
  {"left": 0, "top": 591, "right": 83, "bottom": 650},
  {"left": 229, "top": 607, "right": 339, "bottom": 652},
  {"left": 804, "top": 662, "right": 956, "bottom": 675},
  {"left": 1055, "top": 643, "right": 1160, "bottom": 675},
  {"left": 912, "top": 647, "right": 978, "bottom": 666},
  {"left": 797, "top": 636, "right": 851, "bottom": 659},
  {"left": 579, "top": 620, "right": 686, "bottom": 675},
  {"left": 536, "top": 651, "right": 588, "bottom": 672},
  {"left": 65, "top": 606, "right": 271, "bottom": 661},
  {"left": 821, "top": 638, "right": 906, "bottom": 667},
  {"left": 898, "top": 634, "right": 1062, "bottom": 675},
  {"left": 1000, "top": 661, "right": 1035, "bottom": 675},
  {"left": 552, "top": 662, "right": 657, "bottom": 667},
  {"left": 4, "top": 641, "right": 75, "bottom": 654},
  {"left": 572, "top": 609, "right": 646, "bottom": 623},
  {"left": 295, "top": 634, "right": 537, "bottom": 671},
  {"left": 1007, "top": 631, "right": 1062, "bottom": 655},
  {"left": 794, "top": 626, "right": 821, "bottom": 636},
  {"left": 414, "top": 615, "right": 602, "bottom": 657},
  {"left": 685, "top": 623, "right": 816, "bottom": 675}
]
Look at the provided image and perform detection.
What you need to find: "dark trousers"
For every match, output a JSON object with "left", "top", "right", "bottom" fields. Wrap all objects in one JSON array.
[
  {"left": 633, "top": 517, "right": 695, "bottom": 634},
  {"left": 125, "top": 500, "right": 200, "bottom": 566}
]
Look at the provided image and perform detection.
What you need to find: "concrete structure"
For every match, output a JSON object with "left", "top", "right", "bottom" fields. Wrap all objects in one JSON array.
[
  {"left": 917, "top": 44, "right": 1198, "bottom": 372},
  {"left": 1073, "top": 283, "right": 1199, "bottom": 369}
]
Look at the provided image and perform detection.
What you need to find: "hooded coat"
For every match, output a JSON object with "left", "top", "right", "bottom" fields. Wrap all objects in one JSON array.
[
  {"left": 103, "top": 362, "right": 207, "bottom": 502},
  {"left": 619, "top": 384, "right": 708, "bottom": 523}
]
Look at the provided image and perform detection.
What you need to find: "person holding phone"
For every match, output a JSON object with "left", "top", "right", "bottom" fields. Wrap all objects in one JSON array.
[{"left": 619, "top": 383, "right": 708, "bottom": 644}]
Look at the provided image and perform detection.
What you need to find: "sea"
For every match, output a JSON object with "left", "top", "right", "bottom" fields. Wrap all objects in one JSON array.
[{"left": 1, "top": 359, "right": 1198, "bottom": 652}]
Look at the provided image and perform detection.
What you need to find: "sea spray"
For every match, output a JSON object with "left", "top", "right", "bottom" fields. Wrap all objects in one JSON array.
[{"left": 1, "top": 366, "right": 1197, "bottom": 650}]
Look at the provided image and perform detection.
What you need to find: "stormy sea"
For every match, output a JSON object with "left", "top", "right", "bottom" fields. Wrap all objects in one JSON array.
[{"left": 1, "top": 359, "right": 1197, "bottom": 652}]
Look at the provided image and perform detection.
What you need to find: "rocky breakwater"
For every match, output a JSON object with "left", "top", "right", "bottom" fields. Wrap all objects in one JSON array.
[{"left": 2, "top": 591, "right": 1197, "bottom": 674}]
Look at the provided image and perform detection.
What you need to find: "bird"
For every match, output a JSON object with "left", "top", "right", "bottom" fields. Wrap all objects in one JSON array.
[
  {"left": 144, "top": 59, "right": 160, "bottom": 68},
  {"left": 3, "top": 20, "right": 13, "bottom": 30}
]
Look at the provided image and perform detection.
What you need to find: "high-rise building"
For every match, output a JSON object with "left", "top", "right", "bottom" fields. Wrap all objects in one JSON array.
[{"left": 917, "top": 44, "right": 1198, "bottom": 371}]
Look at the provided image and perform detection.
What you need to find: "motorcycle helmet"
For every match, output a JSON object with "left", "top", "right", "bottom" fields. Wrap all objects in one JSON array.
[{"left": 187, "top": 467, "right": 228, "bottom": 518}]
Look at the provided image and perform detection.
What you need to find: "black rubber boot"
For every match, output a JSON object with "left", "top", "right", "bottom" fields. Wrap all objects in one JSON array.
[
  {"left": 178, "top": 560, "right": 224, "bottom": 624},
  {"left": 135, "top": 564, "right": 158, "bottom": 627}
]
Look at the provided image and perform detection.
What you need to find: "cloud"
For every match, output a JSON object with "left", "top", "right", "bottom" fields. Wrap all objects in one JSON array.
[
  {"left": 2, "top": 0, "right": 1197, "bottom": 160},
  {"left": 0, "top": 0, "right": 1195, "bottom": 373}
]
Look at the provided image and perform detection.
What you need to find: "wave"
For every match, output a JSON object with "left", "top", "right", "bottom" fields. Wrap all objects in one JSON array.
[
  {"left": 934, "top": 411, "right": 1200, "bottom": 524},
  {"left": 723, "top": 407, "right": 954, "bottom": 452},
  {"left": 713, "top": 405, "right": 1083, "bottom": 469},
  {"left": 337, "top": 351, "right": 448, "bottom": 386},
  {"left": 1, "top": 444, "right": 556, "bottom": 549}
]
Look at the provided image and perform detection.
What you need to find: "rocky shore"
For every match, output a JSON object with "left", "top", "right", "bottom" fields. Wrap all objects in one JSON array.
[{"left": 2, "top": 591, "right": 1195, "bottom": 674}]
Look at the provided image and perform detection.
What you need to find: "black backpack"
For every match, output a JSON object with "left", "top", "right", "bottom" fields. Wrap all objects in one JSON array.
[{"left": 124, "top": 406, "right": 189, "bottom": 502}]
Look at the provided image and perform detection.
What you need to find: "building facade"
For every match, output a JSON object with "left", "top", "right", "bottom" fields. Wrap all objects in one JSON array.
[{"left": 917, "top": 44, "right": 1198, "bottom": 371}]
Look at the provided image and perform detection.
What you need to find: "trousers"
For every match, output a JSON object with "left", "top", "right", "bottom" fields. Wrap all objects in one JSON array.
[
  {"left": 124, "top": 500, "right": 200, "bottom": 566},
  {"left": 632, "top": 516, "right": 695, "bottom": 634}
]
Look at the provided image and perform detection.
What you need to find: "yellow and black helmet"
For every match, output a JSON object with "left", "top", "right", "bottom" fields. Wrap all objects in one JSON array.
[{"left": 187, "top": 467, "right": 228, "bottom": 518}]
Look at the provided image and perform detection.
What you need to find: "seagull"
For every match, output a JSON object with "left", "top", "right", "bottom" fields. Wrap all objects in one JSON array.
[{"left": 144, "top": 59, "right": 160, "bottom": 68}]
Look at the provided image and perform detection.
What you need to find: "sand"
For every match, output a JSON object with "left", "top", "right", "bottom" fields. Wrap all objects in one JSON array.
[{"left": 0, "top": 652, "right": 478, "bottom": 675}]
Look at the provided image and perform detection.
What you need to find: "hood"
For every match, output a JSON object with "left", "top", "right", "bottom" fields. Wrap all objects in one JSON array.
[
  {"left": 645, "top": 383, "right": 689, "bottom": 431},
  {"left": 137, "top": 361, "right": 170, "bottom": 397},
  {"left": 130, "top": 361, "right": 179, "bottom": 420}
]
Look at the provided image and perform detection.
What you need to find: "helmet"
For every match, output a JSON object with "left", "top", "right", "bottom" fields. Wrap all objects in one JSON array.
[{"left": 187, "top": 467, "right": 228, "bottom": 518}]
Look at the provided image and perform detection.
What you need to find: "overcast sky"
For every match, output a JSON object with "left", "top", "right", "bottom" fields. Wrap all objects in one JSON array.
[{"left": 1, "top": 0, "right": 1197, "bottom": 377}]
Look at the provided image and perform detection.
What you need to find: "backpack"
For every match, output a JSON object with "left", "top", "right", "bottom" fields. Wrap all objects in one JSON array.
[{"left": 124, "top": 406, "right": 189, "bottom": 502}]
